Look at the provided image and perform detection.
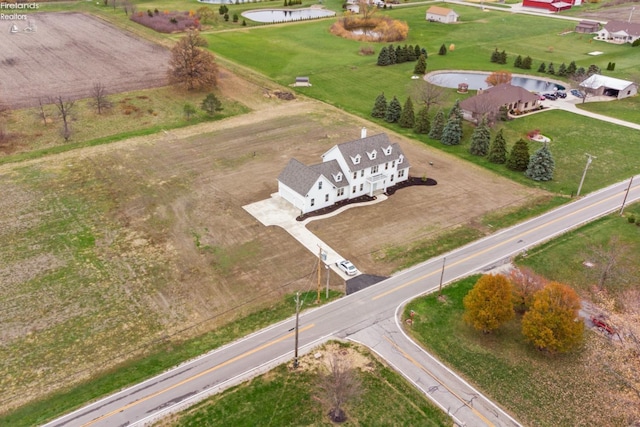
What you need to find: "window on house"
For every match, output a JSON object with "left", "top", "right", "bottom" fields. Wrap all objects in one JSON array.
[
  {"left": 398, "top": 155, "right": 404, "bottom": 164},
  {"left": 390, "top": 175, "right": 394, "bottom": 182},
  {"left": 318, "top": 181, "right": 322, "bottom": 190},
  {"left": 352, "top": 154, "right": 361, "bottom": 165},
  {"left": 325, "top": 194, "right": 329, "bottom": 202},
  {"left": 337, "top": 188, "right": 344, "bottom": 196},
  {"left": 353, "top": 172, "right": 357, "bottom": 179},
  {"left": 398, "top": 170, "right": 405, "bottom": 178},
  {"left": 335, "top": 173, "right": 342, "bottom": 182},
  {"left": 359, "top": 183, "right": 363, "bottom": 191},
  {"left": 392, "top": 160, "right": 395, "bottom": 168},
  {"left": 352, "top": 186, "right": 356, "bottom": 193},
  {"left": 524, "top": 102, "right": 528, "bottom": 108},
  {"left": 385, "top": 162, "right": 389, "bottom": 170},
  {"left": 361, "top": 170, "right": 364, "bottom": 177},
  {"left": 371, "top": 165, "right": 379, "bottom": 174},
  {"left": 310, "top": 198, "right": 315, "bottom": 206}
]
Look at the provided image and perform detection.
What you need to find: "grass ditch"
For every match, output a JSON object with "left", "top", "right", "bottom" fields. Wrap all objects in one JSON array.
[
  {"left": 155, "top": 341, "right": 451, "bottom": 426},
  {"left": 0, "top": 290, "right": 342, "bottom": 427}
]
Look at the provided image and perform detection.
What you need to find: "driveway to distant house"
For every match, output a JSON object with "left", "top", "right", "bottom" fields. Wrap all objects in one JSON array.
[
  {"left": 543, "top": 95, "right": 640, "bottom": 130},
  {"left": 243, "top": 193, "right": 389, "bottom": 280}
]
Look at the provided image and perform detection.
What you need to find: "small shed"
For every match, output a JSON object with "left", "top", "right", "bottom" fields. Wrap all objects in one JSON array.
[
  {"left": 575, "top": 20, "right": 599, "bottom": 33},
  {"left": 293, "top": 76, "right": 311, "bottom": 87},
  {"left": 426, "top": 6, "right": 459, "bottom": 23}
]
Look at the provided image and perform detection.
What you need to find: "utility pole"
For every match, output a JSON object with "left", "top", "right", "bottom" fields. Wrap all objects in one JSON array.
[
  {"left": 438, "top": 256, "right": 446, "bottom": 296},
  {"left": 293, "top": 291, "right": 302, "bottom": 369},
  {"left": 619, "top": 176, "right": 634, "bottom": 215},
  {"left": 325, "top": 264, "right": 330, "bottom": 299},
  {"left": 576, "top": 153, "right": 596, "bottom": 197}
]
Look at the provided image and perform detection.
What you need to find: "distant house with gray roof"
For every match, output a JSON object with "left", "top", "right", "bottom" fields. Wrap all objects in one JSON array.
[
  {"left": 596, "top": 20, "right": 640, "bottom": 44},
  {"left": 277, "top": 130, "right": 410, "bottom": 214},
  {"left": 459, "top": 83, "right": 541, "bottom": 124}
]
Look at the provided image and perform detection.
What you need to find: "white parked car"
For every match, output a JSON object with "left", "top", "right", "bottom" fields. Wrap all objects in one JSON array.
[{"left": 337, "top": 259, "right": 358, "bottom": 276}]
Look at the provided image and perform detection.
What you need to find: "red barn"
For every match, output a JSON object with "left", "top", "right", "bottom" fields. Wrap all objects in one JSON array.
[{"left": 522, "top": 0, "right": 578, "bottom": 12}]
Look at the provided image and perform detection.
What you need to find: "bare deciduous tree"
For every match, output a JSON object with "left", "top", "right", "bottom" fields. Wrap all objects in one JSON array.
[
  {"left": 584, "top": 235, "right": 632, "bottom": 291},
  {"left": 52, "top": 95, "right": 75, "bottom": 142},
  {"left": 314, "top": 352, "right": 362, "bottom": 423},
  {"left": 37, "top": 97, "right": 49, "bottom": 126},
  {"left": 91, "top": 82, "right": 112, "bottom": 115},
  {"left": 508, "top": 267, "right": 547, "bottom": 313},
  {"left": 357, "top": 0, "right": 378, "bottom": 20},
  {"left": 168, "top": 29, "right": 218, "bottom": 91},
  {"left": 410, "top": 79, "right": 445, "bottom": 115}
]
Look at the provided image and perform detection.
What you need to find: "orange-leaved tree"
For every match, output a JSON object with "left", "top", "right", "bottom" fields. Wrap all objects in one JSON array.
[
  {"left": 485, "top": 70, "right": 512, "bottom": 87},
  {"left": 463, "top": 274, "right": 514, "bottom": 333},
  {"left": 168, "top": 29, "right": 218, "bottom": 91},
  {"left": 521, "top": 282, "right": 584, "bottom": 354}
]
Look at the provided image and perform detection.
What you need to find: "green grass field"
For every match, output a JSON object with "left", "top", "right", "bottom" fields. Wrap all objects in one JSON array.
[{"left": 204, "top": 3, "right": 640, "bottom": 194}]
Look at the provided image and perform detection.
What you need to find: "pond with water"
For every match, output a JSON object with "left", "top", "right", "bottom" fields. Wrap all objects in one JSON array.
[
  {"left": 241, "top": 8, "right": 335, "bottom": 23},
  {"left": 428, "top": 71, "right": 565, "bottom": 92}
]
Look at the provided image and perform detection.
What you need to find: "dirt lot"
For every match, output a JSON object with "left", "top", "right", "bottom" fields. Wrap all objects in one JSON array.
[
  {"left": 0, "top": 12, "right": 169, "bottom": 109},
  {"left": 0, "top": 64, "right": 547, "bottom": 412},
  {"left": 576, "top": 4, "right": 640, "bottom": 24}
]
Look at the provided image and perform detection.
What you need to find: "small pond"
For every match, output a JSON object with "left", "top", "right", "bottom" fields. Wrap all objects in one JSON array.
[
  {"left": 242, "top": 8, "right": 335, "bottom": 23},
  {"left": 428, "top": 72, "right": 565, "bottom": 92}
]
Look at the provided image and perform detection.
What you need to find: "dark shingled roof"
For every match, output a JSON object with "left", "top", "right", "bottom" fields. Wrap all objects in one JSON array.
[
  {"left": 278, "top": 158, "right": 321, "bottom": 196},
  {"left": 309, "top": 160, "right": 348, "bottom": 189},
  {"left": 334, "top": 133, "right": 410, "bottom": 172},
  {"left": 460, "top": 83, "right": 539, "bottom": 113},
  {"left": 604, "top": 20, "right": 640, "bottom": 37}
]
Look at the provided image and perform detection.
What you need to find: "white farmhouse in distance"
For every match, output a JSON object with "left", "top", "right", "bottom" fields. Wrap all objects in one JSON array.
[
  {"left": 277, "top": 130, "right": 410, "bottom": 214},
  {"left": 426, "top": 6, "right": 459, "bottom": 23},
  {"left": 595, "top": 20, "right": 640, "bottom": 44}
]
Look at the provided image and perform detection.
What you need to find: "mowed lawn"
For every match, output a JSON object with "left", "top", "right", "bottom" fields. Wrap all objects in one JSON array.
[{"left": 205, "top": 4, "right": 640, "bottom": 193}]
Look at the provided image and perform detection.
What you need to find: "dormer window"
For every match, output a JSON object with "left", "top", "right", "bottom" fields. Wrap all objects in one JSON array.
[
  {"left": 333, "top": 172, "right": 343, "bottom": 182},
  {"left": 351, "top": 154, "right": 361, "bottom": 165},
  {"left": 398, "top": 154, "right": 404, "bottom": 164},
  {"left": 384, "top": 145, "right": 392, "bottom": 155},
  {"left": 367, "top": 150, "right": 377, "bottom": 160}
]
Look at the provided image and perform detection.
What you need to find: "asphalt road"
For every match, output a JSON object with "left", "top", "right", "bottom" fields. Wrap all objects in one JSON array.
[{"left": 43, "top": 176, "right": 640, "bottom": 427}]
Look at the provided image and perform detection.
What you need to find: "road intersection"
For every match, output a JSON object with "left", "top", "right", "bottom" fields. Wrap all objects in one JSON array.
[{"left": 43, "top": 176, "right": 640, "bottom": 427}]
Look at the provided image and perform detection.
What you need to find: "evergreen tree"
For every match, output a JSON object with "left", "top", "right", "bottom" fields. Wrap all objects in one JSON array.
[
  {"left": 514, "top": 54, "right": 523, "bottom": 69},
  {"left": 407, "top": 45, "right": 417, "bottom": 61},
  {"left": 587, "top": 64, "right": 600, "bottom": 76},
  {"left": 490, "top": 48, "right": 500, "bottom": 63},
  {"left": 438, "top": 44, "right": 447, "bottom": 55},
  {"left": 377, "top": 47, "right": 390, "bottom": 66},
  {"left": 525, "top": 143, "right": 555, "bottom": 181},
  {"left": 575, "top": 66, "right": 586, "bottom": 78},
  {"left": 413, "top": 54, "right": 427, "bottom": 75},
  {"left": 558, "top": 62, "right": 567, "bottom": 77},
  {"left": 487, "top": 128, "right": 507, "bottom": 164},
  {"left": 371, "top": 92, "right": 387, "bottom": 118},
  {"left": 547, "top": 62, "right": 555, "bottom": 75},
  {"left": 567, "top": 60, "right": 577, "bottom": 76},
  {"left": 201, "top": 93, "right": 223, "bottom": 115},
  {"left": 506, "top": 138, "right": 530, "bottom": 171},
  {"left": 414, "top": 44, "right": 422, "bottom": 59},
  {"left": 414, "top": 106, "right": 430, "bottom": 134},
  {"left": 398, "top": 97, "right": 415, "bottom": 128},
  {"left": 537, "top": 62, "right": 546, "bottom": 73},
  {"left": 441, "top": 111, "right": 462, "bottom": 145},
  {"left": 610, "top": 62, "right": 615, "bottom": 71},
  {"left": 428, "top": 109, "right": 445, "bottom": 140},
  {"left": 499, "top": 50, "right": 507, "bottom": 64},
  {"left": 388, "top": 44, "right": 396, "bottom": 64},
  {"left": 395, "top": 45, "right": 405, "bottom": 63},
  {"left": 469, "top": 116, "right": 491, "bottom": 156},
  {"left": 385, "top": 96, "right": 402, "bottom": 123},
  {"left": 522, "top": 56, "right": 532, "bottom": 70}
]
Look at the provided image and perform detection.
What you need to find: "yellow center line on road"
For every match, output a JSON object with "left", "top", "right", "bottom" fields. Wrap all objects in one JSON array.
[
  {"left": 373, "top": 189, "right": 626, "bottom": 301},
  {"left": 383, "top": 336, "right": 495, "bottom": 427},
  {"left": 82, "top": 324, "right": 315, "bottom": 427}
]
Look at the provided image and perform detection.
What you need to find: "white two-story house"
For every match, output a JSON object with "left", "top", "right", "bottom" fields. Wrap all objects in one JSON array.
[{"left": 277, "top": 131, "right": 410, "bottom": 214}]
